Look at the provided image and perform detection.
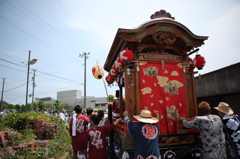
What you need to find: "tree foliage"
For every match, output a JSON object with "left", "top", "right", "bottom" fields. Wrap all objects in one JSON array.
[
  {"left": 38, "top": 101, "right": 45, "bottom": 110},
  {"left": 107, "top": 95, "right": 115, "bottom": 102},
  {"left": 53, "top": 100, "right": 60, "bottom": 110}
]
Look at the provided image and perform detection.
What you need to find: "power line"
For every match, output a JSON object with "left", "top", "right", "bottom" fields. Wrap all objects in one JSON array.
[
  {"left": 0, "top": 51, "right": 23, "bottom": 63},
  {"left": 0, "top": 58, "right": 82, "bottom": 83},
  {"left": 37, "top": 70, "right": 81, "bottom": 83},
  {"left": 2, "top": 82, "right": 26, "bottom": 93},
  {"left": 0, "top": 64, "right": 26, "bottom": 73},
  {"left": 35, "top": 83, "right": 83, "bottom": 95},
  {"left": 3, "top": 0, "right": 82, "bottom": 54},
  {"left": 0, "top": 58, "right": 26, "bottom": 68},
  {"left": 0, "top": 15, "right": 80, "bottom": 62},
  {"left": 15, "top": 0, "right": 85, "bottom": 52}
]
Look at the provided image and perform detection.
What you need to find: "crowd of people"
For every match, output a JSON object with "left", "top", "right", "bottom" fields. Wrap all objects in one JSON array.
[{"left": 67, "top": 100, "right": 240, "bottom": 159}]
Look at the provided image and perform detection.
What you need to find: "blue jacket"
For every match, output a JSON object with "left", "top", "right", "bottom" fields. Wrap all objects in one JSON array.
[{"left": 124, "top": 116, "right": 161, "bottom": 159}]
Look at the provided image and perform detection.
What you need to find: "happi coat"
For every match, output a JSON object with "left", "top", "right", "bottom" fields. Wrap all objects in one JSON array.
[
  {"left": 125, "top": 117, "right": 161, "bottom": 159},
  {"left": 69, "top": 115, "right": 89, "bottom": 151},
  {"left": 84, "top": 124, "right": 115, "bottom": 159},
  {"left": 222, "top": 114, "right": 240, "bottom": 159},
  {"left": 182, "top": 115, "right": 226, "bottom": 159}
]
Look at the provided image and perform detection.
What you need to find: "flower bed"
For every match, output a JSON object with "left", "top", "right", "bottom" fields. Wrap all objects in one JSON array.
[{"left": 0, "top": 111, "right": 71, "bottom": 159}]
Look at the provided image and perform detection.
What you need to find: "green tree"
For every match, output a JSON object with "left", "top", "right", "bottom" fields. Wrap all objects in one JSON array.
[
  {"left": 7, "top": 103, "right": 15, "bottom": 109},
  {"left": 59, "top": 103, "right": 73, "bottom": 112},
  {"left": 38, "top": 101, "right": 45, "bottom": 111},
  {"left": 45, "top": 103, "right": 54, "bottom": 110},
  {"left": 33, "top": 102, "right": 38, "bottom": 111},
  {"left": 26, "top": 103, "right": 31, "bottom": 112},
  {"left": 54, "top": 100, "right": 60, "bottom": 110},
  {"left": 15, "top": 104, "right": 21, "bottom": 112},
  {"left": 21, "top": 104, "right": 26, "bottom": 112},
  {"left": 107, "top": 95, "right": 115, "bottom": 102}
]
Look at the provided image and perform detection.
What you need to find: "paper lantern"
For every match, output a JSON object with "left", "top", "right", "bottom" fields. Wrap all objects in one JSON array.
[
  {"left": 92, "top": 65, "right": 104, "bottom": 79},
  {"left": 111, "top": 63, "right": 119, "bottom": 75},
  {"left": 119, "top": 49, "right": 133, "bottom": 63},
  {"left": 109, "top": 69, "right": 118, "bottom": 78},
  {"left": 193, "top": 54, "right": 206, "bottom": 70},
  {"left": 105, "top": 76, "right": 112, "bottom": 84},
  {"left": 116, "top": 56, "right": 124, "bottom": 68}
]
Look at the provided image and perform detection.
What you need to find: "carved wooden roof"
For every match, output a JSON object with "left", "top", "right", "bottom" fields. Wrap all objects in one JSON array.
[{"left": 104, "top": 10, "right": 208, "bottom": 71}]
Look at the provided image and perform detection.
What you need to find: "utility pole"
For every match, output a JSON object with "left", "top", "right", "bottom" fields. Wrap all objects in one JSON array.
[
  {"left": 32, "top": 69, "right": 36, "bottom": 111},
  {"left": 25, "top": 50, "right": 37, "bottom": 112},
  {"left": 79, "top": 52, "right": 90, "bottom": 108},
  {"left": 26, "top": 50, "right": 31, "bottom": 111},
  {"left": 0, "top": 78, "right": 6, "bottom": 112}
]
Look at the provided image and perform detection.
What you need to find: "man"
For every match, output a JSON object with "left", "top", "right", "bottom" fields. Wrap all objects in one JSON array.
[
  {"left": 112, "top": 90, "right": 125, "bottom": 118},
  {"left": 123, "top": 109, "right": 161, "bottom": 159},
  {"left": 69, "top": 105, "right": 89, "bottom": 159},
  {"left": 59, "top": 109, "right": 66, "bottom": 121},
  {"left": 84, "top": 114, "right": 121, "bottom": 159},
  {"left": 214, "top": 102, "right": 240, "bottom": 159},
  {"left": 180, "top": 101, "right": 226, "bottom": 159}
]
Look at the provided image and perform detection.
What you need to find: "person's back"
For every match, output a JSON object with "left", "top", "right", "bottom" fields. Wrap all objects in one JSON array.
[
  {"left": 214, "top": 102, "right": 240, "bottom": 158},
  {"left": 84, "top": 114, "right": 121, "bottom": 159},
  {"left": 129, "top": 122, "right": 160, "bottom": 158},
  {"left": 123, "top": 110, "right": 160, "bottom": 159},
  {"left": 181, "top": 101, "right": 226, "bottom": 159}
]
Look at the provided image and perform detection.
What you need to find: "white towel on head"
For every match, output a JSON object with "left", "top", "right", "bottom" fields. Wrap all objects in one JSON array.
[{"left": 72, "top": 114, "right": 77, "bottom": 136}]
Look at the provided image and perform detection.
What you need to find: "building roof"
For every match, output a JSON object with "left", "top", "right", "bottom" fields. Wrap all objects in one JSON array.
[{"left": 104, "top": 9, "right": 208, "bottom": 71}]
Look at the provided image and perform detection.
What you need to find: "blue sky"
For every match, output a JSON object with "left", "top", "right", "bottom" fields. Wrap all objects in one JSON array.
[{"left": 0, "top": 0, "right": 240, "bottom": 105}]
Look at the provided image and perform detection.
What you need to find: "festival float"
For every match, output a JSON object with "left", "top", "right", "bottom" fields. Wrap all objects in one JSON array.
[{"left": 102, "top": 9, "right": 208, "bottom": 159}]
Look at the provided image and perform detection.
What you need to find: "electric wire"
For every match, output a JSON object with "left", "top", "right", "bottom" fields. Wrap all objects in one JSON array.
[
  {"left": 15, "top": 0, "right": 85, "bottom": 52},
  {"left": 0, "top": 15, "right": 80, "bottom": 62},
  {"left": 0, "top": 58, "right": 82, "bottom": 84},
  {"left": 3, "top": 0, "right": 81, "bottom": 54},
  {"left": 0, "top": 51, "right": 23, "bottom": 63}
]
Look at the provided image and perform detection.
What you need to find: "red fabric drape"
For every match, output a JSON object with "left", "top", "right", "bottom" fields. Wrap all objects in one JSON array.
[{"left": 139, "top": 61, "right": 186, "bottom": 134}]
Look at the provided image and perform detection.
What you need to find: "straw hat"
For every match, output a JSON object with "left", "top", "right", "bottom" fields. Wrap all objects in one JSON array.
[
  {"left": 214, "top": 102, "right": 234, "bottom": 115},
  {"left": 133, "top": 109, "right": 159, "bottom": 124}
]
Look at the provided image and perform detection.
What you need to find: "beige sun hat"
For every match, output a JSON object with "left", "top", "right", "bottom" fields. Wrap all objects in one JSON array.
[
  {"left": 133, "top": 109, "right": 159, "bottom": 124},
  {"left": 214, "top": 102, "right": 234, "bottom": 115}
]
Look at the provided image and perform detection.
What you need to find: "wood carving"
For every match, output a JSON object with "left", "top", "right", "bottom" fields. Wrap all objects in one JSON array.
[
  {"left": 138, "top": 53, "right": 181, "bottom": 62},
  {"left": 152, "top": 32, "right": 176, "bottom": 45}
]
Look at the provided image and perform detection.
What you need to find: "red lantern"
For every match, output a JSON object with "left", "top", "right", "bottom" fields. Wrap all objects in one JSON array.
[
  {"left": 109, "top": 69, "right": 118, "bottom": 78},
  {"left": 116, "top": 56, "right": 124, "bottom": 68},
  {"left": 193, "top": 54, "right": 206, "bottom": 70},
  {"left": 92, "top": 65, "right": 104, "bottom": 79},
  {"left": 111, "top": 63, "right": 119, "bottom": 75},
  {"left": 105, "top": 76, "right": 111, "bottom": 84},
  {"left": 119, "top": 49, "right": 133, "bottom": 63}
]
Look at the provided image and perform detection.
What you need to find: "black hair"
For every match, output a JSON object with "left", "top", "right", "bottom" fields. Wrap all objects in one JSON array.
[
  {"left": 97, "top": 110, "right": 104, "bottom": 119},
  {"left": 86, "top": 108, "right": 93, "bottom": 115},
  {"left": 74, "top": 105, "right": 82, "bottom": 114},
  {"left": 90, "top": 114, "right": 101, "bottom": 125},
  {"left": 116, "top": 90, "right": 120, "bottom": 98}
]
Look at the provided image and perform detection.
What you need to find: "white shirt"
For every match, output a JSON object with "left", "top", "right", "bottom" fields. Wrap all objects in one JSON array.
[{"left": 59, "top": 112, "right": 65, "bottom": 121}]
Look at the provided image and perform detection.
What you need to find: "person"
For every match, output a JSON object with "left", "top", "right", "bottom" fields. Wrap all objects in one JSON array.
[
  {"left": 214, "top": 102, "right": 240, "bottom": 158},
  {"left": 69, "top": 105, "right": 89, "bottom": 159},
  {"left": 84, "top": 114, "right": 121, "bottom": 159},
  {"left": 92, "top": 109, "right": 99, "bottom": 115},
  {"left": 180, "top": 101, "right": 227, "bottom": 159},
  {"left": 59, "top": 109, "right": 66, "bottom": 121},
  {"left": 112, "top": 90, "right": 125, "bottom": 118},
  {"left": 97, "top": 110, "right": 107, "bottom": 126},
  {"left": 86, "top": 108, "right": 93, "bottom": 118},
  {"left": 52, "top": 110, "right": 57, "bottom": 116},
  {"left": 123, "top": 109, "right": 161, "bottom": 159},
  {"left": 104, "top": 109, "right": 108, "bottom": 119}
]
